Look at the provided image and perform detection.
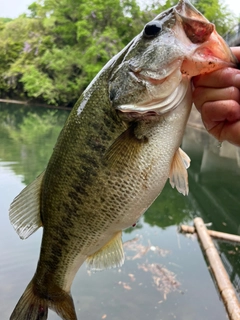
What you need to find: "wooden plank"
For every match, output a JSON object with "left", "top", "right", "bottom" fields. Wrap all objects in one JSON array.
[
  {"left": 194, "top": 217, "right": 240, "bottom": 320},
  {"left": 180, "top": 224, "right": 240, "bottom": 243}
]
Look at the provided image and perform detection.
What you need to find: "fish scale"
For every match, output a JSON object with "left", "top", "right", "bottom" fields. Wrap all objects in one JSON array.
[
  {"left": 9, "top": 0, "right": 237, "bottom": 319},
  {"left": 35, "top": 83, "right": 192, "bottom": 295}
]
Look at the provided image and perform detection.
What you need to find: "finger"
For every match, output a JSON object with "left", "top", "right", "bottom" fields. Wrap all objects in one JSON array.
[
  {"left": 193, "top": 86, "right": 240, "bottom": 112},
  {"left": 201, "top": 100, "right": 240, "bottom": 131},
  {"left": 222, "top": 121, "right": 240, "bottom": 146},
  {"left": 193, "top": 68, "right": 240, "bottom": 88},
  {"left": 209, "top": 120, "right": 240, "bottom": 146}
]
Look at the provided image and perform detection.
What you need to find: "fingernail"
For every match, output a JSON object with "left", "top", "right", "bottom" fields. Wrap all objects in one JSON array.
[{"left": 234, "top": 73, "right": 240, "bottom": 86}]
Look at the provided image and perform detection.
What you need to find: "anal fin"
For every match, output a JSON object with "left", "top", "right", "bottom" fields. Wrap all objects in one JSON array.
[
  {"left": 86, "top": 231, "right": 124, "bottom": 271},
  {"left": 169, "top": 148, "right": 190, "bottom": 196},
  {"left": 9, "top": 171, "right": 45, "bottom": 239}
]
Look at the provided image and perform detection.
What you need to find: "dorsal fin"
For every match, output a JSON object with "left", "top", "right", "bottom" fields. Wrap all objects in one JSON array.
[{"left": 9, "top": 171, "right": 45, "bottom": 239}]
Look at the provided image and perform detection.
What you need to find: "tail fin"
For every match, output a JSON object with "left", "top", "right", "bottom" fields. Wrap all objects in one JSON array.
[{"left": 10, "top": 280, "right": 77, "bottom": 320}]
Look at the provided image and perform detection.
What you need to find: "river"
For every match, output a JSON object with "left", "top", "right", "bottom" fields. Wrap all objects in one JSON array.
[{"left": 0, "top": 102, "right": 240, "bottom": 319}]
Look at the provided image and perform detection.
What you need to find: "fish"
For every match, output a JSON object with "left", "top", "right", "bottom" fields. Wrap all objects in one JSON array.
[{"left": 9, "top": 0, "right": 237, "bottom": 319}]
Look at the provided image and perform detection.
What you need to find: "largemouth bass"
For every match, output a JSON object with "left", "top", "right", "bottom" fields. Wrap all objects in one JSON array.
[{"left": 9, "top": 0, "right": 237, "bottom": 319}]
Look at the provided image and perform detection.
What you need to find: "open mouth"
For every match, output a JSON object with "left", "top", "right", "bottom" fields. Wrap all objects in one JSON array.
[
  {"left": 132, "top": 70, "right": 166, "bottom": 86},
  {"left": 118, "top": 110, "right": 159, "bottom": 122},
  {"left": 117, "top": 65, "right": 188, "bottom": 115}
]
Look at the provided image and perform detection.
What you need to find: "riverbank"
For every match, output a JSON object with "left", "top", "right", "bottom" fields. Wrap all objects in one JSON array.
[{"left": 0, "top": 99, "right": 71, "bottom": 111}]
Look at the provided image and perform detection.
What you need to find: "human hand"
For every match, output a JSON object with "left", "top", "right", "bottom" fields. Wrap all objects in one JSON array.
[{"left": 192, "top": 47, "right": 240, "bottom": 146}]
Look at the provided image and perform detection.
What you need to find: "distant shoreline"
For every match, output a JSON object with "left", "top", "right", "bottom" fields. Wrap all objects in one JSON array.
[
  {"left": 0, "top": 98, "right": 205, "bottom": 128},
  {"left": 0, "top": 99, "right": 72, "bottom": 111}
]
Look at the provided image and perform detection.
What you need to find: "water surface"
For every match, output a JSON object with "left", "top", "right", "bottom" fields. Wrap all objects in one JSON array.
[{"left": 1, "top": 102, "right": 240, "bottom": 320}]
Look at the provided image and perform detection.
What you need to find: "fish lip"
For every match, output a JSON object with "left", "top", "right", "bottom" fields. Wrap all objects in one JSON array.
[
  {"left": 132, "top": 70, "right": 165, "bottom": 86},
  {"left": 180, "top": 45, "right": 238, "bottom": 77},
  {"left": 117, "top": 76, "right": 190, "bottom": 115},
  {"left": 129, "top": 67, "right": 166, "bottom": 86},
  {"left": 117, "top": 110, "right": 159, "bottom": 122},
  {"left": 129, "top": 59, "right": 182, "bottom": 85}
]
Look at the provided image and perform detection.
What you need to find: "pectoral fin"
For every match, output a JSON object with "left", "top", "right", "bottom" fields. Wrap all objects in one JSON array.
[
  {"left": 169, "top": 148, "right": 190, "bottom": 196},
  {"left": 86, "top": 231, "right": 124, "bottom": 271},
  {"left": 9, "top": 171, "right": 45, "bottom": 239},
  {"left": 104, "top": 125, "right": 146, "bottom": 168}
]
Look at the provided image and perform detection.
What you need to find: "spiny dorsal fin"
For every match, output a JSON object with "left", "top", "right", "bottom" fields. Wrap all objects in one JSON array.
[
  {"left": 9, "top": 171, "right": 45, "bottom": 239},
  {"left": 169, "top": 148, "right": 190, "bottom": 196},
  {"left": 86, "top": 231, "right": 124, "bottom": 271}
]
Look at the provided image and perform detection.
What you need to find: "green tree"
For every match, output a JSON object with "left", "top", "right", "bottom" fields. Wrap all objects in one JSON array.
[
  {"left": 0, "top": 0, "right": 151, "bottom": 106},
  {"left": 193, "top": 0, "right": 235, "bottom": 35},
  {"left": 0, "top": 0, "right": 237, "bottom": 106},
  {"left": 0, "top": 16, "right": 44, "bottom": 98}
]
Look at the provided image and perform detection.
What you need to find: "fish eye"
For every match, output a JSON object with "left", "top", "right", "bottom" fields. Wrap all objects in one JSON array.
[{"left": 143, "top": 21, "right": 162, "bottom": 38}]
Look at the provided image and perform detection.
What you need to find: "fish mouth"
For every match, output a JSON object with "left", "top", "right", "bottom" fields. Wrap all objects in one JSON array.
[
  {"left": 130, "top": 59, "right": 182, "bottom": 85},
  {"left": 134, "top": 72, "right": 166, "bottom": 86},
  {"left": 117, "top": 69, "right": 189, "bottom": 115}
]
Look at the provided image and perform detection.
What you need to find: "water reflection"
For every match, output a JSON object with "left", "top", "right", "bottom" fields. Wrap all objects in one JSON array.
[
  {"left": 0, "top": 103, "right": 69, "bottom": 185},
  {"left": 182, "top": 125, "right": 240, "bottom": 298},
  {"left": 1, "top": 103, "right": 239, "bottom": 319},
  {"left": 182, "top": 125, "right": 240, "bottom": 233}
]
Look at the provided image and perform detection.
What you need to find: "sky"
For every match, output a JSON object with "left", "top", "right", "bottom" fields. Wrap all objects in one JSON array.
[
  {"left": 0, "top": 0, "right": 32, "bottom": 18},
  {"left": 0, "top": 0, "right": 239, "bottom": 19}
]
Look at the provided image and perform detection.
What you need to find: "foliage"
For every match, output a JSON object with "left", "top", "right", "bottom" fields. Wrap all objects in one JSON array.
[
  {"left": 192, "top": 0, "right": 235, "bottom": 35},
  {"left": 0, "top": 17, "right": 12, "bottom": 31},
  {"left": 0, "top": 0, "right": 237, "bottom": 106}
]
